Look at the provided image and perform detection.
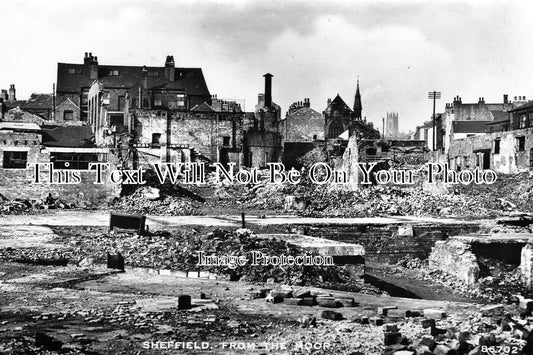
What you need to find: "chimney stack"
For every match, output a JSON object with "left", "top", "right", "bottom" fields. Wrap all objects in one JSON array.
[
  {"left": 263, "top": 73, "right": 273, "bottom": 108},
  {"left": 304, "top": 98, "right": 310, "bottom": 108},
  {"left": 327, "top": 98, "right": 332, "bottom": 106},
  {"left": 142, "top": 65, "right": 148, "bottom": 89},
  {"left": 0, "top": 90, "right": 7, "bottom": 101},
  {"left": 165, "top": 55, "right": 175, "bottom": 82},
  {"left": 8, "top": 84, "right": 15, "bottom": 101},
  {"left": 88, "top": 53, "right": 98, "bottom": 80}
]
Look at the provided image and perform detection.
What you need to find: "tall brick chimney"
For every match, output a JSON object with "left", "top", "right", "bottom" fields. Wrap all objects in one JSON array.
[
  {"left": 263, "top": 73, "right": 273, "bottom": 108},
  {"left": 165, "top": 55, "right": 175, "bottom": 82},
  {"left": 87, "top": 52, "right": 98, "bottom": 80},
  {"left": 8, "top": 84, "right": 15, "bottom": 101}
]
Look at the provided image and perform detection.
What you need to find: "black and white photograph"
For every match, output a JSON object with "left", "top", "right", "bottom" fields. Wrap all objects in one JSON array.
[{"left": 1, "top": 0, "right": 533, "bottom": 354}]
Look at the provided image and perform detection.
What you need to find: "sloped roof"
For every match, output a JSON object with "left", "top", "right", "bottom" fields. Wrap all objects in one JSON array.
[
  {"left": 324, "top": 94, "right": 352, "bottom": 114},
  {"left": 452, "top": 120, "right": 488, "bottom": 134},
  {"left": 286, "top": 106, "right": 322, "bottom": 120},
  {"left": 509, "top": 101, "right": 533, "bottom": 112},
  {"left": 57, "top": 63, "right": 210, "bottom": 96},
  {"left": 489, "top": 110, "right": 509, "bottom": 123},
  {"left": 191, "top": 102, "right": 215, "bottom": 112},
  {"left": 42, "top": 126, "right": 94, "bottom": 147},
  {"left": 4, "top": 100, "right": 27, "bottom": 110},
  {"left": 24, "top": 93, "right": 53, "bottom": 109}
]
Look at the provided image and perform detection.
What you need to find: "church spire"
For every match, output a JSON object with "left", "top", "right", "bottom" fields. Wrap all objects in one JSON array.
[{"left": 353, "top": 76, "right": 362, "bottom": 120}]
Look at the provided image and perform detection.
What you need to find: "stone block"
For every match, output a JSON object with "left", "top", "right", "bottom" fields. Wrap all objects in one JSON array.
[
  {"left": 378, "top": 306, "right": 397, "bottom": 316},
  {"left": 284, "top": 298, "right": 303, "bottom": 306},
  {"left": 294, "top": 290, "right": 311, "bottom": 298},
  {"left": 172, "top": 270, "right": 187, "bottom": 278},
  {"left": 178, "top": 295, "right": 191, "bottom": 310},
  {"left": 158, "top": 269, "right": 171, "bottom": 275},
  {"left": 423, "top": 309, "right": 446, "bottom": 319},
  {"left": 384, "top": 332, "right": 402, "bottom": 346},
  {"left": 317, "top": 298, "right": 340, "bottom": 308},
  {"left": 519, "top": 298, "right": 533, "bottom": 310},
  {"left": 383, "top": 323, "right": 398, "bottom": 332},
  {"left": 421, "top": 319, "right": 435, "bottom": 328},
  {"left": 335, "top": 298, "right": 355, "bottom": 307},
  {"left": 480, "top": 304, "right": 504, "bottom": 316},
  {"left": 199, "top": 271, "right": 210, "bottom": 279},
  {"left": 301, "top": 297, "right": 315, "bottom": 306},
  {"left": 187, "top": 271, "right": 199, "bottom": 278},
  {"left": 321, "top": 310, "right": 343, "bottom": 321},
  {"left": 369, "top": 317, "right": 384, "bottom": 326}
]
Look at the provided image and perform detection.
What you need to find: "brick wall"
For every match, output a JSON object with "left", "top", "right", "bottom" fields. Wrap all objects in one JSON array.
[{"left": 0, "top": 131, "right": 119, "bottom": 206}]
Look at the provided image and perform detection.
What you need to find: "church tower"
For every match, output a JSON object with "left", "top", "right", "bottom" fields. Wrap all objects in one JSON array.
[{"left": 353, "top": 77, "right": 362, "bottom": 120}]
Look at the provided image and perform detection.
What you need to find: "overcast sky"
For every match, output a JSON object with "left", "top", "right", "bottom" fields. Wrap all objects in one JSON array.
[{"left": 1, "top": 0, "right": 532, "bottom": 131}]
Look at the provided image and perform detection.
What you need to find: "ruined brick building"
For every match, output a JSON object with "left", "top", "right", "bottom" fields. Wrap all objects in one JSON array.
[
  {"left": 447, "top": 95, "right": 533, "bottom": 173},
  {"left": 244, "top": 73, "right": 282, "bottom": 167}
]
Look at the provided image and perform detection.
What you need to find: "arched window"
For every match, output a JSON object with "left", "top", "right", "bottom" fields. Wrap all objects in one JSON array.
[{"left": 328, "top": 120, "right": 344, "bottom": 138}]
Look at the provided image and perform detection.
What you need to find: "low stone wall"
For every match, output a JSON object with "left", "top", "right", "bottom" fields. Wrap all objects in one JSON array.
[{"left": 428, "top": 240, "right": 480, "bottom": 284}]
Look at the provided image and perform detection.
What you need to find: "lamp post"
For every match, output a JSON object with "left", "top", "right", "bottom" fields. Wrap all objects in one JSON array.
[{"left": 428, "top": 91, "right": 441, "bottom": 151}]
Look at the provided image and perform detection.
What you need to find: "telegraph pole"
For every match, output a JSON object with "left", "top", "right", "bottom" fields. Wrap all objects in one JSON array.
[{"left": 428, "top": 91, "right": 441, "bottom": 151}]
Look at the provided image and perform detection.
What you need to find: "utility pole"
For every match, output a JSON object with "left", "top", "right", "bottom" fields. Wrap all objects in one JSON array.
[
  {"left": 382, "top": 117, "right": 385, "bottom": 139},
  {"left": 428, "top": 91, "right": 441, "bottom": 151}
]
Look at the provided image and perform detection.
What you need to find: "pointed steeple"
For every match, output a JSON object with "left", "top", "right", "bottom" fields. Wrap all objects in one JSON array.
[{"left": 353, "top": 76, "right": 362, "bottom": 120}]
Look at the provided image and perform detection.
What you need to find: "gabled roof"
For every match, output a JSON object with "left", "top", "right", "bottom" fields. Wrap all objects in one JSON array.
[
  {"left": 452, "top": 120, "right": 488, "bottom": 134},
  {"left": 42, "top": 126, "right": 94, "bottom": 147},
  {"left": 509, "top": 101, "right": 533, "bottom": 112},
  {"left": 191, "top": 102, "right": 215, "bottom": 112},
  {"left": 24, "top": 93, "right": 53, "bottom": 109},
  {"left": 286, "top": 106, "right": 322, "bottom": 120},
  {"left": 57, "top": 97, "right": 80, "bottom": 109},
  {"left": 57, "top": 63, "right": 210, "bottom": 96}
]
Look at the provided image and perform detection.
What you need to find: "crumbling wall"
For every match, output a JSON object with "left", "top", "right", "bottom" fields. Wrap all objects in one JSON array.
[
  {"left": 428, "top": 240, "right": 480, "bottom": 284},
  {"left": 341, "top": 135, "right": 359, "bottom": 190},
  {"left": 134, "top": 111, "right": 241, "bottom": 163},
  {"left": 448, "top": 127, "right": 533, "bottom": 173}
]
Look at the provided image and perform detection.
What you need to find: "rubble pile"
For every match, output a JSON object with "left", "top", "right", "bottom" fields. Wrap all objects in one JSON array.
[
  {"left": 375, "top": 257, "right": 531, "bottom": 303},
  {"left": 108, "top": 186, "right": 203, "bottom": 216},
  {"left": 224, "top": 170, "right": 533, "bottom": 218},
  {"left": 0, "top": 228, "right": 362, "bottom": 292},
  {"left": 0, "top": 193, "right": 74, "bottom": 215}
]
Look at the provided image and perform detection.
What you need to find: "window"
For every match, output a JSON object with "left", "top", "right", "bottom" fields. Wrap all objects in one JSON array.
[
  {"left": 63, "top": 110, "right": 74, "bottom": 121},
  {"left": 366, "top": 147, "right": 377, "bottom": 155},
  {"left": 176, "top": 94, "right": 186, "bottom": 108},
  {"left": 517, "top": 136, "right": 526, "bottom": 151},
  {"left": 152, "top": 133, "right": 161, "bottom": 146},
  {"left": 520, "top": 114, "right": 527, "bottom": 129},
  {"left": 50, "top": 153, "right": 102, "bottom": 170},
  {"left": 108, "top": 70, "right": 120, "bottom": 76},
  {"left": 494, "top": 139, "right": 500, "bottom": 154},
  {"left": 109, "top": 114, "right": 124, "bottom": 126},
  {"left": 131, "top": 98, "right": 137, "bottom": 108},
  {"left": 3, "top": 151, "right": 27, "bottom": 169},
  {"left": 68, "top": 68, "right": 82, "bottom": 75},
  {"left": 147, "top": 71, "right": 159, "bottom": 77},
  {"left": 530, "top": 149, "right": 533, "bottom": 167},
  {"left": 154, "top": 94, "right": 162, "bottom": 107},
  {"left": 328, "top": 120, "right": 343, "bottom": 139},
  {"left": 142, "top": 98, "right": 149, "bottom": 108},
  {"left": 222, "top": 137, "right": 230, "bottom": 147},
  {"left": 118, "top": 96, "right": 125, "bottom": 111}
]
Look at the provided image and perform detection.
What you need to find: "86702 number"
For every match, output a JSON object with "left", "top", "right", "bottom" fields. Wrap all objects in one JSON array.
[{"left": 481, "top": 345, "right": 519, "bottom": 354}]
